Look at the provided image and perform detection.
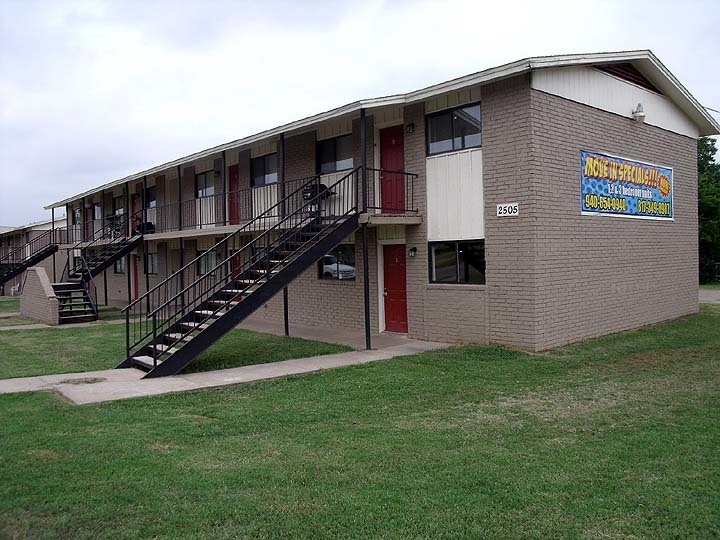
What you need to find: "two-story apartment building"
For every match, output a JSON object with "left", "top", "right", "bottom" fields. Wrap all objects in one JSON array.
[{"left": 10, "top": 50, "right": 717, "bottom": 376}]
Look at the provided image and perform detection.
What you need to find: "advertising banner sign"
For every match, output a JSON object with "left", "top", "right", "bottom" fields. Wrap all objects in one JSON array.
[{"left": 580, "top": 150, "right": 673, "bottom": 220}]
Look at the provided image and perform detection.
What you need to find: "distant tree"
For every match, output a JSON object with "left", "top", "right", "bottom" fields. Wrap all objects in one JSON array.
[{"left": 698, "top": 137, "right": 720, "bottom": 282}]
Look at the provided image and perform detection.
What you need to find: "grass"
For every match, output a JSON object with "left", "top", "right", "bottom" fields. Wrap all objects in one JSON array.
[
  {"left": 0, "top": 315, "right": 37, "bottom": 327},
  {"left": 0, "top": 296, "right": 20, "bottom": 313},
  {"left": 0, "top": 325, "right": 350, "bottom": 379},
  {"left": 0, "top": 306, "right": 718, "bottom": 539},
  {"left": 701, "top": 281, "right": 720, "bottom": 290}
]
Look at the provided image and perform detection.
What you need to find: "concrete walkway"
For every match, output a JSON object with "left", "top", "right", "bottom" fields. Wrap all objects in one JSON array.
[
  {"left": 0, "top": 338, "right": 448, "bottom": 405},
  {"left": 700, "top": 288, "right": 720, "bottom": 304}
]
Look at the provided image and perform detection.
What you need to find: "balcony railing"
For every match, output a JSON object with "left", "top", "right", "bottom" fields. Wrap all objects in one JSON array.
[
  {"left": 366, "top": 168, "right": 419, "bottom": 214},
  {"left": 52, "top": 168, "right": 419, "bottom": 242}
]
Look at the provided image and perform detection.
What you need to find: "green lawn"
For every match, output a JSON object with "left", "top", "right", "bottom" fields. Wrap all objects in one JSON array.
[
  {"left": 0, "top": 296, "right": 20, "bottom": 313},
  {"left": 0, "top": 325, "right": 350, "bottom": 379},
  {"left": 701, "top": 281, "right": 720, "bottom": 290},
  {"left": 0, "top": 307, "right": 718, "bottom": 539},
  {"left": 0, "top": 315, "right": 37, "bottom": 327}
]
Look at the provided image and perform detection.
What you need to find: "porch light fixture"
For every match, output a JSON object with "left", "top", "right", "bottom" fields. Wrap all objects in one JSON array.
[
  {"left": 406, "top": 123, "right": 415, "bottom": 134},
  {"left": 408, "top": 247, "right": 417, "bottom": 258},
  {"left": 632, "top": 103, "right": 645, "bottom": 124}
]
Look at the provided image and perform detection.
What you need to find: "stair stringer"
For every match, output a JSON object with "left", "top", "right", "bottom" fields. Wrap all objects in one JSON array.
[
  {"left": 130, "top": 215, "right": 359, "bottom": 378},
  {"left": 72, "top": 235, "right": 143, "bottom": 282},
  {"left": 0, "top": 245, "right": 59, "bottom": 287}
]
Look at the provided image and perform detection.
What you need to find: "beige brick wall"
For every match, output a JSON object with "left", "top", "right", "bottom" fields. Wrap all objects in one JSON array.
[
  {"left": 482, "top": 74, "right": 698, "bottom": 350},
  {"left": 20, "top": 267, "right": 59, "bottom": 325},
  {"left": 403, "top": 102, "right": 490, "bottom": 344},
  {"left": 482, "top": 75, "right": 538, "bottom": 349},
  {"left": 528, "top": 89, "right": 698, "bottom": 349}
]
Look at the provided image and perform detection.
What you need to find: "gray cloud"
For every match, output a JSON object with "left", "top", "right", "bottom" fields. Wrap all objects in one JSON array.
[{"left": 1, "top": 0, "right": 718, "bottom": 225}]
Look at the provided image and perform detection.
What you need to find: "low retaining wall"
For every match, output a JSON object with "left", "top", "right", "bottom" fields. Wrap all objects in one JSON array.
[{"left": 20, "top": 267, "right": 59, "bottom": 325}]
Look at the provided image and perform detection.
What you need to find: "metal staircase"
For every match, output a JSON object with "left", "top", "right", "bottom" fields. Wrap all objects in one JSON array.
[
  {"left": 118, "top": 168, "right": 360, "bottom": 378},
  {"left": 54, "top": 213, "right": 143, "bottom": 323},
  {"left": 0, "top": 229, "right": 59, "bottom": 289}
]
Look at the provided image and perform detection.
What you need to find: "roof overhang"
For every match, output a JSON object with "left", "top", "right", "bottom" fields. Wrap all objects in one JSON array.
[{"left": 45, "top": 50, "right": 719, "bottom": 210}]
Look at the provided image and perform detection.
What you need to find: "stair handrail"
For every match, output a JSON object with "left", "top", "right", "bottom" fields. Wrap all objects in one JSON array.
[
  {"left": 61, "top": 210, "right": 143, "bottom": 282},
  {"left": 122, "top": 168, "right": 359, "bottom": 360},
  {"left": 75, "top": 252, "right": 100, "bottom": 316},
  {"left": 121, "top": 173, "right": 322, "bottom": 313},
  {"left": 0, "top": 228, "right": 56, "bottom": 266},
  {"left": 147, "top": 167, "right": 359, "bottom": 319}
]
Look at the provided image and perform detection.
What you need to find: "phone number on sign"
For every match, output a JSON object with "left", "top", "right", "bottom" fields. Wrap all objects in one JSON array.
[
  {"left": 584, "top": 194, "right": 627, "bottom": 212},
  {"left": 637, "top": 199, "right": 671, "bottom": 216}
]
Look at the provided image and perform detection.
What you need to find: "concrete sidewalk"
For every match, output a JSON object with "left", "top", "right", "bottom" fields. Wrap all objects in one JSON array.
[
  {"left": 700, "top": 288, "right": 720, "bottom": 304},
  {"left": 0, "top": 338, "right": 449, "bottom": 405}
]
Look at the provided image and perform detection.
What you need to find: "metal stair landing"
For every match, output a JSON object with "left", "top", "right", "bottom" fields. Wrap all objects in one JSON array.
[{"left": 118, "top": 169, "right": 360, "bottom": 378}]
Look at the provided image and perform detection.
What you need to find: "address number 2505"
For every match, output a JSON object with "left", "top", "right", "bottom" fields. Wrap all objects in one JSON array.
[{"left": 496, "top": 203, "right": 519, "bottom": 217}]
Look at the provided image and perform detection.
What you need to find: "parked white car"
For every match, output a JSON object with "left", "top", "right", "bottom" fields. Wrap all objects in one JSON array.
[{"left": 321, "top": 255, "right": 356, "bottom": 280}]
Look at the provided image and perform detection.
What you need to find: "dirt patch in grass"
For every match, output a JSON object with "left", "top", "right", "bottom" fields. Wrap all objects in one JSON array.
[
  {"left": 146, "top": 443, "right": 174, "bottom": 454},
  {"left": 493, "top": 368, "right": 714, "bottom": 424},
  {"left": 27, "top": 449, "right": 61, "bottom": 461},
  {"left": 58, "top": 377, "right": 106, "bottom": 385}
]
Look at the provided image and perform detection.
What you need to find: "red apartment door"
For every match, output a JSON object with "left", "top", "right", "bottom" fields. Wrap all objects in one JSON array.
[
  {"left": 228, "top": 164, "right": 240, "bottom": 224},
  {"left": 383, "top": 244, "right": 408, "bottom": 333},
  {"left": 379, "top": 125, "right": 405, "bottom": 213}
]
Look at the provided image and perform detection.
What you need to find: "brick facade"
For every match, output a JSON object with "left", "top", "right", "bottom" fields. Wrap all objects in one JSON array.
[{"left": 35, "top": 55, "right": 707, "bottom": 351}]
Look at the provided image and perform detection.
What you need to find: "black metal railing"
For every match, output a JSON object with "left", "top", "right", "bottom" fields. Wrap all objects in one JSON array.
[
  {"left": 146, "top": 175, "right": 321, "bottom": 234},
  {"left": 0, "top": 229, "right": 56, "bottom": 266},
  {"left": 122, "top": 168, "right": 359, "bottom": 366},
  {"left": 366, "top": 168, "right": 419, "bottom": 214},
  {"left": 60, "top": 210, "right": 141, "bottom": 282}
]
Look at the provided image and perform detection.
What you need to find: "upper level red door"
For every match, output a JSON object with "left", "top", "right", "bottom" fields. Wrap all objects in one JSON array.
[
  {"left": 228, "top": 164, "right": 240, "bottom": 224},
  {"left": 379, "top": 125, "right": 405, "bottom": 214},
  {"left": 383, "top": 244, "right": 408, "bottom": 333}
]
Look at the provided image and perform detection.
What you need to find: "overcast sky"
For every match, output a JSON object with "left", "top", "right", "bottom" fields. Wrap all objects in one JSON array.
[{"left": 1, "top": 0, "right": 718, "bottom": 226}]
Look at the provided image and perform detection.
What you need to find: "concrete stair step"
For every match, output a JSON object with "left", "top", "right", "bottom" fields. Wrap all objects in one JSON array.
[{"left": 132, "top": 355, "right": 163, "bottom": 370}]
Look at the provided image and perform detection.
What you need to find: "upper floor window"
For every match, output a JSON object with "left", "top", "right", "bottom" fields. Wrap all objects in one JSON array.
[
  {"left": 426, "top": 103, "right": 482, "bottom": 155},
  {"left": 113, "top": 196, "right": 124, "bottom": 216},
  {"left": 251, "top": 153, "right": 278, "bottom": 187},
  {"left": 429, "top": 239, "right": 485, "bottom": 284},
  {"left": 196, "top": 171, "right": 215, "bottom": 198},
  {"left": 145, "top": 186, "right": 157, "bottom": 209},
  {"left": 93, "top": 203, "right": 102, "bottom": 221},
  {"left": 317, "top": 134, "right": 353, "bottom": 174}
]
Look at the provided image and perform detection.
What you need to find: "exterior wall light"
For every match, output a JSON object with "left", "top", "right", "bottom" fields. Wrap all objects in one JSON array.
[
  {"left": 632, "top": 103, "right": 645, "bottom": 124},
  {"left": 408, "top": 247, "right": 417, "bottom": 258},
  {"left": 406, "top": 123, "right": 415, "bottom": 134}
]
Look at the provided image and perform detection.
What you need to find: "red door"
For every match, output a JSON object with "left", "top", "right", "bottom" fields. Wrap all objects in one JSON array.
[
  {"left": 228, "top": 164, "right": 240, "bottom": 224},
  {"left": 379, "top": 125, "right": 405, "bottom": 214},
  {"left": 383, "top": 244, "right": 408, "bottom": 333}
]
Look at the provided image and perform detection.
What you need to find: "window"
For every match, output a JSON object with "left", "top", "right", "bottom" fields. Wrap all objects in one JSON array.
[
  {"left": 93, "top": 204, "right": 102, "bottom": 221},
  {"left": 318, "top": 244, "right": 356, "bottom": 280},
  {"left": 251, "top": 153, "right": 278, "bottom": 187},
  {"left": 146, "top": 251, "right": 158, "bottom": 275},
  {"left": 429, "top": 240, "right": 485, "bottom": 284},
  {"left": 196, "top": 171, "right": 215, "bottom": 198},
  {"left": 113, "top": 196, "right": 125, "bottom": 216},
  {"left": 317, "top": 134, "right": 353, "bottom": 174},
  {"left": 72, "top": 207, "right": 82, "bottom": 225},
  {"left": 197, "top": 250, "right": 219, "bottom": 276},
  {"left": 114, "top": 257, "right": 126, "bottom": 274},
  {"left": 427, "top": 103, "right": 482, "bottom": 155},
  {"left": 145, "top": 186, "right": 157, "bottom": 209}
]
